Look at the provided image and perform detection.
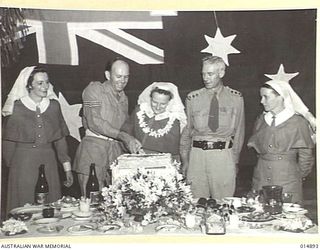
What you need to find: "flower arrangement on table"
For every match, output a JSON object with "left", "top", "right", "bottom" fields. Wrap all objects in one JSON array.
[
  {"left": 101, "top": 167, "right": 194, "bottom": 225},
  {"left": 0, "top": 218, "right": 28, "bottom": 236}
]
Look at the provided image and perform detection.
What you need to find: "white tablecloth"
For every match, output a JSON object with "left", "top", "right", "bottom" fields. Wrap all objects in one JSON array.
[{"left": 1, "top": 210, "right": 317, "bottom": 238}]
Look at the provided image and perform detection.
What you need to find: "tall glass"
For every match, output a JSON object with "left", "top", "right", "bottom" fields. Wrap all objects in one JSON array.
[{"left": 262, "top": 185, "right": 283, "bottom": 214}]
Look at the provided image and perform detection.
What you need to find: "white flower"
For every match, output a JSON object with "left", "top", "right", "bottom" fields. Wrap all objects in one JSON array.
[
  {"left": 137, "top": 109, "right": 176, "bottom": 138},
  {"left": 1, "top": 219, "right": 28, "bottom": 235},
  {"left": 101, "top": 167, "right": 194, "bottom": 223}
]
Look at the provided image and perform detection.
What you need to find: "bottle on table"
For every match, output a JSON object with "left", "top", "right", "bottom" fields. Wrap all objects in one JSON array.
[
  {"left": 86, "top": 163, "right": 100, "bottom": 205},
  {"left": 34, "top": 164, "right": 49, "bottom": 205}
]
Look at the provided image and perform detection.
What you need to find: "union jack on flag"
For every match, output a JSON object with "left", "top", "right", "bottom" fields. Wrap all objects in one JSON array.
[{"left": 23, "top": 10, "right": 177, "bottom": 65}]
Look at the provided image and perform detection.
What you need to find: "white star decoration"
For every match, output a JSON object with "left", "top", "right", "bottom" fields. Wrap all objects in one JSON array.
[
  {"left": 264, "top": 64, "right": 299, "bottom": 82},
  {"left": 58, "top": 92, "right": 82, "bottom": 142},
  {"left": 201, "top": 27, "right": 240, "bottom": 66}
]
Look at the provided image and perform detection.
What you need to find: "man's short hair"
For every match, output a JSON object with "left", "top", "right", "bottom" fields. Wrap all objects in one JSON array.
[
  {"left": 105, "top": 57, "right": 127, "bottom": 72},
  {"left": 202, "top": 55, "right": 226, "bottom": 70}
]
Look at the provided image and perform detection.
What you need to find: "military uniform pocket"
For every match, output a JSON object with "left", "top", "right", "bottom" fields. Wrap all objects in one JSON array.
[
  {"left": 192, "top": 110, "right": 208, "bottom": 130},
  {"left": 219, "top": 107, "right": 236, "bottom": 128}
]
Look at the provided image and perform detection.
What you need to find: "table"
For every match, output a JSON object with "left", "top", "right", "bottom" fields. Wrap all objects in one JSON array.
[{"left": 0, "top": 204, "right": 317, "bottom": 238}]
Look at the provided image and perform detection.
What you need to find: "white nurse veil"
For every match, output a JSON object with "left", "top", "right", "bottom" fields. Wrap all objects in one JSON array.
[
  {"left": 265, "top": 79, "right": 316, "bottom": 141},
  {"left": 2, "top": 66, "right": 58, "bottom": 116},
  {"left": 138, "top": 82, "right": 187, "bottom": 132}
]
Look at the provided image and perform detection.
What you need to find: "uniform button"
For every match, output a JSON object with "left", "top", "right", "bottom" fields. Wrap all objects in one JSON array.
[
  {"left": 268, "top": 144, "right": 273, "bottom": 148},
  {"left": 32, "top": 145, "right": 36, "bottom": 148},
  {"left": 37, "top": 114, "right": 40, "bottom": 118},
  {"left": 268, "top": 166, "right": 272, "bottom": 169},
  {"left": 278, "top": 156, "right": 282, "bottom": 160},
  {"left": 267, "top": 178, "right": 271, "bottom": 181},
  {"left": 37, "top": 134, "right": 41, "bottom": 138},
  {"left": 38, "top": 125, "right": 42, "bottom": 128}
]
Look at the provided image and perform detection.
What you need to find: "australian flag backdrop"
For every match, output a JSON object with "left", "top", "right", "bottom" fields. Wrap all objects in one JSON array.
[{"left": 1, "top": 9, "right": 316, "bottom": 198}]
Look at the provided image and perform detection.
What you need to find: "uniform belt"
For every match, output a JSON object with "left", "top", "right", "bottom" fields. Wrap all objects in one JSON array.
[
  {"left": 16, "top": 143, "right": 52, "bottom": 149},
  {"left": 192, "top": 140, "right": 233, "bottom": 150},
  {"left": 259, "top": 154, "right": 296, "bottom": 161}
]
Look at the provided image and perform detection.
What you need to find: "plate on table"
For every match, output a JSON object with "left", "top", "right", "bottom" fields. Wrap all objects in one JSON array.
[
  {"left": 240, "top": 212, "right": 275, "bottom": 222},
  {"left": 10, "top": 205, "right": 44, "bottom": 215},
  {"left": 97, "top": 224, "right": 121, "bottom": 233},
  {"left": 49, "top": 202, "right": 63, "bottom": 210},
  {"left": 155, "top": 224, "right": 181, "bottom": 232},
  {"left": 67, "top": 223, "right": 96, "bottom": 235},
  {"left": 222, "top": 197, "right": 242, "bottom": 207},
  {"left": 283, "top": 206, "right": 307, "bottom": 214},
  {"left": 275, "top": 222, "right": 315, "bottom": 233},
  {"left": 61, "top": 212, "right": 72, "bottom": 219},
  {"left": 236, "top": 206, "right": 256, "bottom": 213},
  {"left": 276, "top": 225, "right": 314, "bottom": 233},
  {"left": 283, "top": 203, "right": 301, "bottom": 208},
  {"left": 73, "top": 211, "right": 92, "bottom": 218},
  {"left": 273, "top": 216, "right": 314, "bottom": 233},
  {"left": 60, "top": 206, "right": 79, "bottom": 213},
  {"left": 72, "top": 216, "right": 93, "bottom": 221},
  {"left": 223, "top": 197, "right": 241, "bottom": 202},
  {"left": 52, "top": 197, "right": 79, "bottom": 212},
  {"left": 37, "top": 225, "right": 64, "bottom": 234},
  {"left": 72, "top": 211, "right": 93, "bottom": 221},
  {"left": 34, "top": 218, "right": 60, "bottom": 224}
]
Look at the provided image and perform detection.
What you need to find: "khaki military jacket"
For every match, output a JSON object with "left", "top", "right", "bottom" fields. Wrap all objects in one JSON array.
[{"left": 180, "top": 84, "right": 245, "bottom": 164}]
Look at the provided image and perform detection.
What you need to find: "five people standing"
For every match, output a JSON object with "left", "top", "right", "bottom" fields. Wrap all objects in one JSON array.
[{"left": 1, "top": 56, "right": 316, "bottom": 212}]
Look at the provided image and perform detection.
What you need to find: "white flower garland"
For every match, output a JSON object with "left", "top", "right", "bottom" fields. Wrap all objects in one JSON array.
[{"left": 137, "top": 109, "right": 175, "bottom": 138}]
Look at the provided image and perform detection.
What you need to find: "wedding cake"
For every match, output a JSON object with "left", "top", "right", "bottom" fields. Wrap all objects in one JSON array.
[{"left": 111, "top": 153, "right": 178, "bottom": 183}]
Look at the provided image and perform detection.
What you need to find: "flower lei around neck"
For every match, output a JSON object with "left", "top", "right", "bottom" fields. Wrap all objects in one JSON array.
[{"left": 137, "top": 108, "right": 176, "bottom": 138}]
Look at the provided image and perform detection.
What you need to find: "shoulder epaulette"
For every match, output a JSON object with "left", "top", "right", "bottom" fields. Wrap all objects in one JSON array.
[
  {"left": 186, "top": 88, "right": 204, "bottom": 100},
  {"left": 226, "top": 86, "right": 242, "bottom": 97},
  {"left": 88, "top": 81, "right": 102, "bottom": 87}
]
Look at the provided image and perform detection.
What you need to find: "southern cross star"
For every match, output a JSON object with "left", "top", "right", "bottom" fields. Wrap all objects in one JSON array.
[
  {"left": 264, "top": 64, "right": 299, "bottom": 82},
  {"left": 201, "top": 27, "right": 240, "bottom": 66},
  {"left": 58, "top": 92, "right": 82, "bottom": 142}
]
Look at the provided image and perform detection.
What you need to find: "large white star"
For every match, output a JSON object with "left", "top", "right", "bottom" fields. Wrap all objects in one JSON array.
[
  {"left": 58, "top": 92, "right": 82, "bottom": 142},
  {"left": 264, "top": 64, "right": 299, "bottom": 82},
  {"left": 201, "top": 27, "right": 240, "bottom": 66}
]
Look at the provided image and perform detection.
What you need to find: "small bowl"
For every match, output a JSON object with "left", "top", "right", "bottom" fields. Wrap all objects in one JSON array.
[
  {"left": 283, "top": 203, "right": 301, "bottom": 208},
  {"left": 11, "top": 212, "right": 32, "bottom": 221},
  {"left": 283, "top": 206, "right": 307, "bottom": 214}
]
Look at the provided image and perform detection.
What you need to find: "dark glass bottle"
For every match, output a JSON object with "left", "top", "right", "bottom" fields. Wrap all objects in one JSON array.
[
  {"left": 86, "top": 163, "right": 100, "bottom": 205},
  {"left": 35, "top": 164, "right": 49, "bottom": 205}
]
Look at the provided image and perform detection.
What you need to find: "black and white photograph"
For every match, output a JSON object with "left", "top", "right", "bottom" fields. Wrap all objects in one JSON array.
[{"left": 0, "top": 5, "right": 318, "bottom": 245}]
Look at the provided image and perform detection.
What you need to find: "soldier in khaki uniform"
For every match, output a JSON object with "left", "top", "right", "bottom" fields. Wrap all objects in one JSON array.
[
  {"left": 180, "top": 56, "right": 245, "bottom": 199},
  {"left": 73, "top": 59, "right": 130, "bottom": 196}
]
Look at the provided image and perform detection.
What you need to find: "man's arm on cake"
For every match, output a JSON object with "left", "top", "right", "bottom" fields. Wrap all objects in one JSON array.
[
  {"left": 117, "top": 131, "right": 142, "bottom": 154},
  {"left": 118, "top": 107, "right": 143, "bottom": 153},
  {"left": 82, "top": 82, "right": 122, "bottom": 139}
]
